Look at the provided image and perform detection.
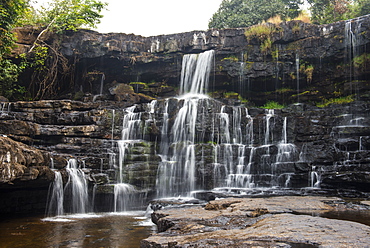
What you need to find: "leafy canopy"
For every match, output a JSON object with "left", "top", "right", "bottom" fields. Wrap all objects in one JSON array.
[
  {"left": 0, "top": 0, "right": 28, "bottom": 55},
  {"left": 22, "top": 0, "right": 107, "bottom": 33},
  {"left": 308, "top": 0, "right": 370, "bottom": 24},
  {"left": 208, "top": 0, "right": 303, "bottom": 29},
  {"left": 0, "top": 0, "right": 28, "bottom": 99}
]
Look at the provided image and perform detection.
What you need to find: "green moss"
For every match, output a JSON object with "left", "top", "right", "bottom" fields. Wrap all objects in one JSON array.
[
  {"left": 316, "top": 95, "right": 354, "bottom": 108},
  {"left": 260, "top": 101, "right": 285, "bottom": 109},
  {"left": 271, "top": 48, "right": 279, "bottom": 60},
  {"left": 275, "top": 87, "right": 294, "bottom": 94},
  {"left": 260, "top": 37, "right": 272, "bottom": 55},
  {"left": 130, "top": 82, "right": 148, "bottom": 88},
  {"left": 224, "top": 91, "right": 239, "bottom": 99},
  {"left": 221, "top": 55, "right": 239, "bottom": 62},
  {"left": 292, "top": 23, "right": 300, "bottom": 33},
  {"left": 73, "top": 91, "right": 84, "bottom": 101},
  {"left": 299, "top": 63, "right": 314, "bottom": 83},
  {"left": 353, "top": 53, "right": 370, "bottom": 68}
]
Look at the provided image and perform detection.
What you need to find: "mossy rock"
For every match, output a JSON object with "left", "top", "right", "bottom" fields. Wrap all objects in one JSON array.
[{"left": 109, "top": 83, "right": 135, "bottom": 95}]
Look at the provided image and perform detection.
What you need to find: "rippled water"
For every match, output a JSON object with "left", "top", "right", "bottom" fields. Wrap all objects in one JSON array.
[{"left": 0, "top": 211, "right": 155, "bottom": 248}]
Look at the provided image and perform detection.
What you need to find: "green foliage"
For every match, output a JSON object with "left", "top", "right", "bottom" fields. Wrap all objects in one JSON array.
[
  {"left": 224, "top": 91, "right": 239, "bottom": 99},
  {"left": 245, "top": 24, "right": 277, "bottom": 55},
  {"left": 292, "top": 23, "right": 300, "bottom": 33},
  {"left": 0, "top": 0, "right": 28, "bottom": 55},
  {"left": 22, "top": 0, "right": 107, "bottom": 33},
  {"left": 244, "top": 24, "right": 275, "bottom": 41},
  {"left": 209, "top": 0, "right": 302, "bottom": 29},
  {"left": 353, "top": 53, "right": 370, "bottom": 68},
  {"left": 260, "top": 37, "right": 273, "bottom": 54},
  {"left": 316, "top": 95, "right": 354, "bottom": 107},
  {"left": 260, "top": 101, "right": 285, "bottom": 109},
  {"left": 0, "top": 0, "right": 28, "bottom": 100},
  {"left": 299, "top": 63, "right": 314, "bottom": 83},
  {"left": 308, "top": 0, "right": 370, "bottom": 24},
  {"left": 0, "top": 57, "right": 28, "bottom": 99},
  {"left": 29, "top": 46, "right": 49, "bottom": 70}
]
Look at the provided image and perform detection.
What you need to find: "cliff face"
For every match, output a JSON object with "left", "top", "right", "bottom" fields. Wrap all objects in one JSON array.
[
  {"left": 1, "top": 16, "right": 370, "bottom": 214},
  {"left": 14, "top": 15, "right": 370, "bottom": 105}
]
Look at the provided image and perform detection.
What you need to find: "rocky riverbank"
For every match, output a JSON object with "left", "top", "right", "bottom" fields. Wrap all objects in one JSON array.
[{"left": 142, "top": 196, "right": 370, "bottom": 247}]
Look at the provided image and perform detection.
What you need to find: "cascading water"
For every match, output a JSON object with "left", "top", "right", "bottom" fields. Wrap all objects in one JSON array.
[
  {"left": 46, "top": 171, "right": 64, "bottom": 216},
  {"left": 47, "top": 159, "right": 89, "bottom": 215},
  {"left": 114, "top": 183, "right": 135, "bottom": 212},
  {"left": 64, "top": 159, "right": 89, "bottom": 214},
  {"left": 156, "top": 50, "right": 215, "bottom": 198},
  {"left": 112, "top": 105, "right": 145, "bottom": 211}
]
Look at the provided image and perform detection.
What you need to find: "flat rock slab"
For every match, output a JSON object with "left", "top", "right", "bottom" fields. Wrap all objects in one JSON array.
[{"left": 141, "top": 196, "right": 370, "bottom": 247}]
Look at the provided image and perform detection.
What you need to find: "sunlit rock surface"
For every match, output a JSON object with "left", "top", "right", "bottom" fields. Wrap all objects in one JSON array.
[{"left": 142, "top": 196, "right": 370, "bottom": 247}]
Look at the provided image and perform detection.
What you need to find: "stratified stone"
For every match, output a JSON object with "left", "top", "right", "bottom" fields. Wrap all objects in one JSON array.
[{"left": 0, "top": 136, "right": 53, "bottom": 184}]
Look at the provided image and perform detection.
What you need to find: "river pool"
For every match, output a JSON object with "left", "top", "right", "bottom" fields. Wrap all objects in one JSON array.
[{"left": 0, "top": 211, "right": 155, "bottom": 248}]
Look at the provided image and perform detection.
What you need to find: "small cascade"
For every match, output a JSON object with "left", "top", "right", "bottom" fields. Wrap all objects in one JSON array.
[
  {"left": 264, "top": 109, "right": 275, "bottom": 145},
  {"left": 47, "top": 159, "right": 90, "bottom": 216},
  {"left": 108, "top": 109, "right": 117, "bottom": 170},
  {"left": 179, "top": 50, "right": 214, "bottom": 96},
  {"left": 99, "top": 73, "right": 105, "bottom": 96},
  {"left": 114, "top": 183, "right": 135, "bottom": 212},
  {"left": 309, "top": 166, "right": 321, "bottom": 188},
  {"left": 46, "top": 171, "right": 64, "bottom": 216},
  {"left": 295, "top": 53, "right": 300, "bottom": 102},
  {"left": 111, "top": 103, "right": 149, "bottom": 211},
  {"left": 64, "top": 159, "right": 89, "bottom": 214},
  {"left": 50, "top": 158, "right": 54, "bottom": 169},
  {"left": 0, "top": 102, "right": 11, "bottom": 117}
]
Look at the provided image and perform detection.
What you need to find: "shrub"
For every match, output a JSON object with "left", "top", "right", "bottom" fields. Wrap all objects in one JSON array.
[{"left": 260, "top": 101, "right": 285, "bottom": 109}]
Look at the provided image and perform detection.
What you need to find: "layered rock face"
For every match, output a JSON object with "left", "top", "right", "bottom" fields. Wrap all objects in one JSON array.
[
  {"left": 1, "top": 97, "right": 370, "bottom": 214},
  {"left": 1, "top": 15, "right": 370, "bottom": 214},
  {"left": 0, "top": 135, "right": 53, "bottom": 213},
  {"left": 14, "top": 15, "right": 370, "bottom": 105}
]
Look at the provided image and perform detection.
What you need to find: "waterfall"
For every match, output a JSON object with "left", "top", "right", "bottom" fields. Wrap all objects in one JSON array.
[
  {"left": 264, "top": 109, "right": 274, "bottom": 145},
  {"left": 156, "top": 98, "right": 201, "bottom": 197},
  {"left": 114, "top": 183, "right": 135, "bottom": 212},
  {"left": 46, "top": 171, "right": 64, "bottom": 216},
  {"left": 100, "top": 73, "right": 105, "bottom": 95},
  {"left": 64, "top": 159, "right": 89, "bottom": 214},
  {"left": 179, "top": 50, "right": 214, "bottom": 96},
  {"left": 295, "top": 53, "right": 300, "bottom": 102},
  {"left": 156, "top": 50, "right": 214, "bottom": 198},
  {"left": 112, "top": 103, "right": 148, "bottom": 211},
  {"left": 45, "top": 159, "right": 89, "bottom": 216}
]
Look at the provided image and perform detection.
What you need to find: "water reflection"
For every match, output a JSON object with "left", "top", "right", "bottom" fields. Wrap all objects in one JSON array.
[{"left": 0, "top": 212, "right": 155, "bottom": 248}]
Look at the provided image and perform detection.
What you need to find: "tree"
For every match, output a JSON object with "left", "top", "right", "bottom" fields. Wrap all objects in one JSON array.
[
  {"left": 19, "top": 0, "right": 107, "bottom": 99},
  {"left": 23, "top": 0, "right": 107, "bottom": 33},
  {"left": 0, "top": 0, "right": 28, "bottom": 99},
  {"left": 208, "top": 0, "right": 303, "bottom": 29},
  {"left": 308, "top": 0, "right": 370, "bottom": 24}
]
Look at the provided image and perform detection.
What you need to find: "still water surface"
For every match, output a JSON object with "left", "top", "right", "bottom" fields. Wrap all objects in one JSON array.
[{"left": 0, "top": 211, "right": 155, "bottom": 248}]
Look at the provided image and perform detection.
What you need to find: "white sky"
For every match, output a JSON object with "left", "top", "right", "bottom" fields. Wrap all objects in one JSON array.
[{"left": 32, "top": 0, "right": 224, "bottom": 36}]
